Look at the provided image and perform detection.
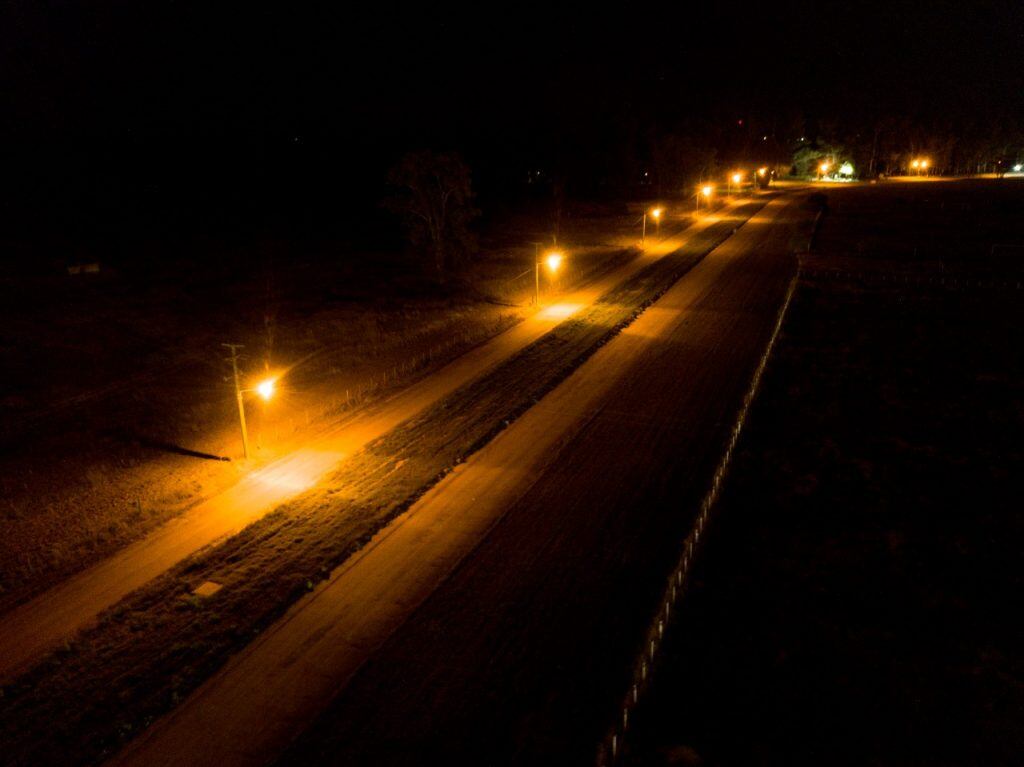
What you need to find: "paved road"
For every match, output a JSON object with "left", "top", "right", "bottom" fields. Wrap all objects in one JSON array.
[
  {"left": 108, "top": 196, "right": 805, "bottom": 767},
  {"left": 0, "top": 207, "right": 733, "bottom": 683},
  {"left": 278, "top": 198, "right": 811, "bottom": 766}
]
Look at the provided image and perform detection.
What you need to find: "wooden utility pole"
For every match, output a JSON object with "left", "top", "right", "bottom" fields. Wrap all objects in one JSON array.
[
  {"left": 222, "top": 343, "right": 250, "bottom": 459},
  {"left": 534, "top": 242, "right": 541, "bottom": 306}
]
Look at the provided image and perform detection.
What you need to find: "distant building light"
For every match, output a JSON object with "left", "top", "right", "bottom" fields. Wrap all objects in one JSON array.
[
  {"left": 839, "top": 162, "right": 855, "bottom": 176},
  {"left": 1014, "top": 163, "right": 1023, "bottom": 172}
]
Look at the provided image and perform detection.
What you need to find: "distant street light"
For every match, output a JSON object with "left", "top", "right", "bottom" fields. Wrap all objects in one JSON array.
[
  {"left": 696, "top": 184, "right": 713, "bottom": 212},
  {"left": 534, "top": 246, "right": 565, "bottom": 305},
  {"left": 642, "top": 207, "right": 664, "bottom": 245},
  {"left": 728, "top": 172, "right": 743, "bottom": 194},
  {"left": 651, "top": 207, "right": 663, "bottom": 234},
  {"left": 222, "top": 343, "right": 278, "bottom": 460}
]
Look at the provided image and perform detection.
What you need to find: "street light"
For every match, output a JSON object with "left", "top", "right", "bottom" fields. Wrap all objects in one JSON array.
[
  {"left": 222, "top": 344, "right": 278, "bottom": 460},
  {"left": 818, "top": 161, "right": 831, "bottom": 179},
  {"left": 256, "top": 377, "right": 276, "bottom": 401},
  {"left": 696, "top": 184, "right": 713, "bottom": 213},
  {"left": 642, "top": 207, "right": 664, "bottom": 245},
  {"left": 535, "top": 247, "right": 564, "bottom": 305}
]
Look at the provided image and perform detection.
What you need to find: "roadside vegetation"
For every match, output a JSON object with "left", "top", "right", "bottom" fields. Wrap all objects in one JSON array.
[{"left": 0, "top": 200, "right": 768, "bottom": 766}]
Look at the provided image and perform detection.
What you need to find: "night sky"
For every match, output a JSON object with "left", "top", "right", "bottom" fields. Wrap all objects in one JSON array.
[{"left": 2, "top": 1, "right": 1023, "bottom": 249}]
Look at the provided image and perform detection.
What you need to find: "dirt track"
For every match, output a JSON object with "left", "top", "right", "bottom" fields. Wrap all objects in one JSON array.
[{"left": 105, "top": 196, "right": 810, "bottom": 767}]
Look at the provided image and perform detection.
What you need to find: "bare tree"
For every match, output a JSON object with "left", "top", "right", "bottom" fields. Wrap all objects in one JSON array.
[{"left": 384, "top": 150, "right": 478, "bottom": 281}]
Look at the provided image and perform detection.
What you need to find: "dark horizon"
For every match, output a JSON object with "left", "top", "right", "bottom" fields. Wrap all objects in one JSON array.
[{"left": 3, "top": 1, "right": 1023, "bottom": 256}]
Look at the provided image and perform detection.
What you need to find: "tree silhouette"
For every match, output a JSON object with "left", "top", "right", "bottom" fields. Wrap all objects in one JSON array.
[{"left": 384, "top": 151, "right": 478, "bottom": 282}]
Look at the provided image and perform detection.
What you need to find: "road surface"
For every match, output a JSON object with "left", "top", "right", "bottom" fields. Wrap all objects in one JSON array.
[
  {"left": 108, "top": 195, "right": 808, "bottom": 767},
  {"left": 0, "top": 207, "right": 735, "bottom": 683}
]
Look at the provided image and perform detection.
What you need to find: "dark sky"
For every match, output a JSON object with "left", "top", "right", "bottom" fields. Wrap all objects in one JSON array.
[
  {"left": 5, "top": 2, "right": 1021, "bottom": 135},
  {"left": 2, "top": 1, "right": 1022, "bottom": 245}
]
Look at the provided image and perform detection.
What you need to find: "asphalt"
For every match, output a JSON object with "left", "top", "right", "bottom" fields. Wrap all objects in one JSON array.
[{"left": 107, "top": 195, "right": 809, "bottom": 767}]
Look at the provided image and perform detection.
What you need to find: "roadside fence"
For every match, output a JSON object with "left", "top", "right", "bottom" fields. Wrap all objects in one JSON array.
[{"left": 595, "top": 270, "right": 800, "bottom": 766}]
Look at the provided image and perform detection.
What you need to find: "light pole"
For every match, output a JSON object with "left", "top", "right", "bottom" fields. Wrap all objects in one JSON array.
[
  {"left": 534, "top": 242, "right": 541, "bottom": 306},
  {"left": 222, "top": 343, "right": 276, "bottom": 460},
  {"left": 696, "top": 184, "right": 713, "bottom": 213},
  {"left": 642, "top": 207, "right": 664, "bottom": 246},
  {"left": 534, "top": 247, "right": 564, "bottom": 306}
]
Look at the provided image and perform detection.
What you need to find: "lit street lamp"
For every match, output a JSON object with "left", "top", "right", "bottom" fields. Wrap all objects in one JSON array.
[
  {"left": 535, "top": 246, "right": 564, "bottom": 306},
  {"left": 696, "top": 184, "right": 713, "bottom": 212},
  {"left": 727, "top": 171, "right": 743, "bottom": 194},
  {"left": 222, "top": 343, "right": 277, "bottom": 460},
  {"left": 642, "top": 207, "right": 664, "bottom": 245},
  {"left": 256, "top": 378, "right": 275, "bottom": 401}
]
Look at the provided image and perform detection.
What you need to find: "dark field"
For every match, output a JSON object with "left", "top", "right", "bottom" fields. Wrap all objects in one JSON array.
[{"left": 624, "top": 180, "right": 1024, "bottom": 766}]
